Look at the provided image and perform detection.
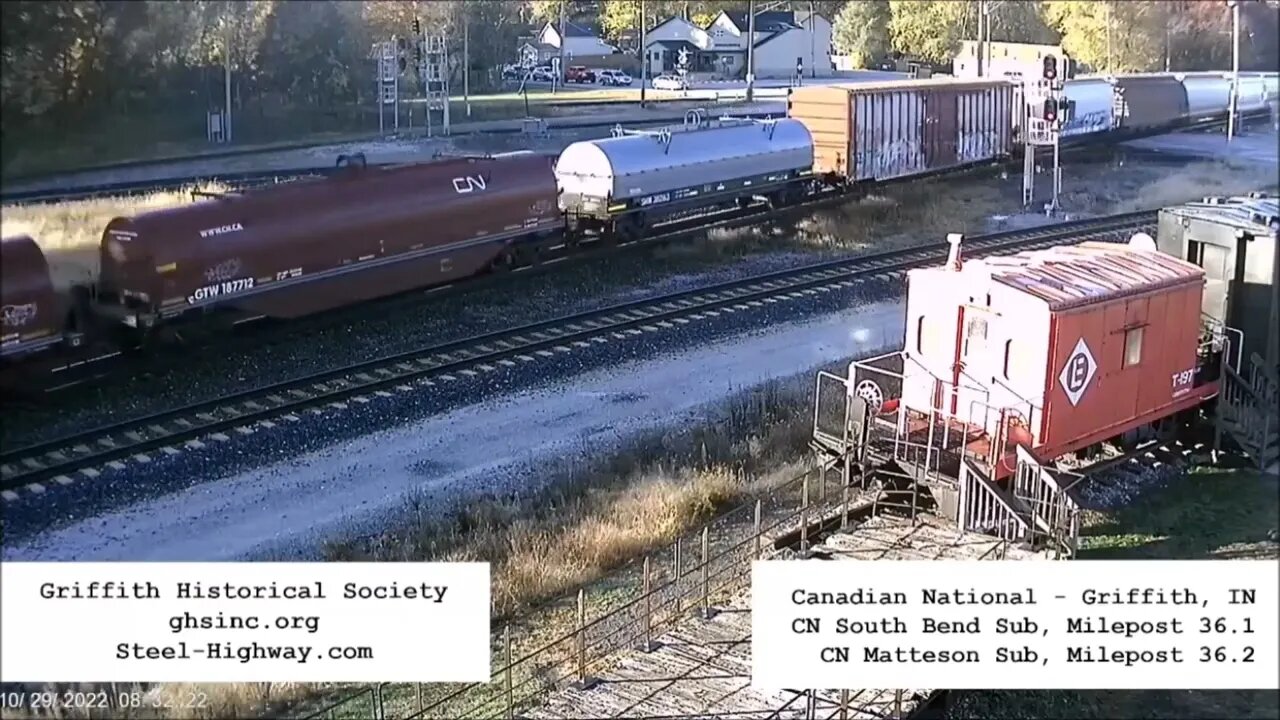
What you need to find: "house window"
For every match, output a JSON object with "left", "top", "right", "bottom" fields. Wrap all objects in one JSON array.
[{"left": 1123, "top": 327, "right": 1144, "bottom": 368}]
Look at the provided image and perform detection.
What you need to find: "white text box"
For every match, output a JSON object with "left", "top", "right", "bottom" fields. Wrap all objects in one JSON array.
[
  {"left": 1, "top": 562, "right": 490, "bottom": 683},
  {"left": 752, "top": 560, "right": 1278, "bottom": 690}
]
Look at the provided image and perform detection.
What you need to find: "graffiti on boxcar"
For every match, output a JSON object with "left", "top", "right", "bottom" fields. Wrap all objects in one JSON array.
[
  {"left": 2, "top": 303, "right": 37, "bottom": 329},
  {"left": 204, "top": 257, "right": 244, "bottom": 283}
]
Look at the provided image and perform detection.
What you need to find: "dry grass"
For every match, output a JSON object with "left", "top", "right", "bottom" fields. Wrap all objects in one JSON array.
[
  {"left": 1096, "top": 158, "right": 1280, "bottom": 215},
  {"left": 325, "top": 372, "right": 823, "bottom": 617},
  {"left": 0, "top": 183, "right": 227, "bottom": 290}
]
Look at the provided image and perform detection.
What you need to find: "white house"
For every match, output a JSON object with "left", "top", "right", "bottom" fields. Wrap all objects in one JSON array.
[
  {"left": 953, "top": 40, "right": 1071, "bottom": 81},
  {"left": 640, "top": 17, "right": 710, "bottom": 77},
  {"left": 640, "top": 10, "right": 833, "bottom": 80},
  {"left": 537, "top": 21, "right": 619, "bottom": 60}
]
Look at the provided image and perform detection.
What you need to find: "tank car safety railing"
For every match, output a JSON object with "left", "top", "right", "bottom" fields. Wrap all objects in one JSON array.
[
  {"left": 305, "top": 463, "right": 888, "bottom": 720},
  {"left": 957, "top": 456, "right": 1032, "bottom": 545},
  {"left": 991, "top": 375, "right": 1044, "bottom": 444}
]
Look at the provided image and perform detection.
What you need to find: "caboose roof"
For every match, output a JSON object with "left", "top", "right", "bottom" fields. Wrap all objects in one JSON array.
[
  {"left": 973, "top": 241, "right": 1204, "bottom": 311},
  {"left": 1160, "top": 195, "right": 1279, "bottom": 237}
]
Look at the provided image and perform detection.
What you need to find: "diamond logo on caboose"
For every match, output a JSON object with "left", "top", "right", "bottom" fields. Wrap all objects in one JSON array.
[{"left": 1058, "top": 337, "right": 1097, "bottom": 407}]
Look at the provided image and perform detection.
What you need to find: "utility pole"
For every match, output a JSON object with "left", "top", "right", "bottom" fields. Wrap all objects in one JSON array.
[
  {"left": 977, "top": 1, "right": 986, "bottom": 77},
  {"left": 640, "top": 0, "right": 647, "bottom": 108},
  {"left": 745, "top": 0, "right": 756, "bottom": 102},
  {"left": 808, "top": 0, "right": 816, "bottom": 79},
  {"left": 464, "top": 16, "right": 471, "bottom": 117},
  {"left": 224, "top": 19, "right": 233, "bottom": 143},
  {"left": 557, "top": 0, "right": 567, "bottom": 94},
  {"left": 1227, "top": 0, "right": 1241, "bottom": 141}
]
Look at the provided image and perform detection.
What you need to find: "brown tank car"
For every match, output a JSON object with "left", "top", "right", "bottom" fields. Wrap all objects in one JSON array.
[
  {"left": 1, "top": 235, "right": 70, "bottom": 360},
  {"left": 95, "top": 152, "right": 563, "bottom": 325}
]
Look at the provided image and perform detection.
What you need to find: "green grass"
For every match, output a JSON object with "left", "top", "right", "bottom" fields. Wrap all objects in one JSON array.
[{"left": 949, "top": 467, "right": 1279, "bottom": 720}]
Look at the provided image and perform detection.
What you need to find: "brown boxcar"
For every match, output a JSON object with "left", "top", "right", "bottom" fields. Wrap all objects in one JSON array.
[
  {"left": 786, "top": 78, "right": 1014, "bottom": 184},
  {"left": 97, "top": 152, "right": 563, "bottom": 323},
  {"left": 1, "top": 235, "right": 66, "bottom": 359},
  {"left": 1111, "top": 75, "right": 1189, "bottom": 133},
  {"left": 901, "top": 239, "right": 1215, "bottom": 475}
]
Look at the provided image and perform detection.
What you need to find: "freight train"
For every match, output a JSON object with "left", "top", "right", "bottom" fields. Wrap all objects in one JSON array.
[
  {"left": 816, "top": 192, "right": 1279, "bottom": 538},
  {"left": 3, "top": 72, "right": 1276, "bottom": 382}
]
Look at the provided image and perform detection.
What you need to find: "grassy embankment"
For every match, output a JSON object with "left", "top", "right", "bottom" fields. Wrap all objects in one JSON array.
[{"left": 950, "top": 466, "right": 1279, "bottom": 720}]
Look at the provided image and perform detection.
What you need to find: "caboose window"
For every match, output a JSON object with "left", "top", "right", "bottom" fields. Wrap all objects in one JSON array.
[
  {"left": 916, "top": 316, "right": 925, "bottom": 354},
  {"left": 1124, "top": 327, "right": 1144, "bottom": 368}
]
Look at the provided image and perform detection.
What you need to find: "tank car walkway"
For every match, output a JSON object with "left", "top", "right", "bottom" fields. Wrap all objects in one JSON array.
[{"left": 525, "top": 514, "right": 1048, "bottom": 720}]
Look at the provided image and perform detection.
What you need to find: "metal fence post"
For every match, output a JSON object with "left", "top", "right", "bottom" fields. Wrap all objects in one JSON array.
[
  {"left": 841, "top": 482, "right": 850, "bottom": 529},
  {"left": 573, "top": 588, "right": 598, "bottom": 689},
  {"left": 416, "top": 683, "right": 424, "bottom": 716},
  {"left": 700, "top": 526, "right": 712, "bottom": 619},
  {"left": 641, "top": 556, "right": 654, "bottom": 651},
  {"left": 839, "top": 689, "right": 850, "bottom": 720},
  {"left": 673, "top": 539, "right": 683, "bottom": 616},
  {"left": 894, "top": 689, "right": 903, "bottom": 719},
  {"left": 504, "top": 625, "right": 514, "bottom": 719},
  {"left": 800, "top": 473, "right": 810, "bottom": 553},
  {"left": 806, "top": 689, "right": 817, "bottom": 719},
  {"left": 753, "top": 499, "right": 763, "bottom": 559}
]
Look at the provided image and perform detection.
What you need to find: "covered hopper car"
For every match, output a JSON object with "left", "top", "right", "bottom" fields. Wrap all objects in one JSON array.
[
  {"left": 1, "top": 235, "right": 80, "bottom": 360},
  {"left": 93, "top": 152, "right": 563, "bottom": 328}
]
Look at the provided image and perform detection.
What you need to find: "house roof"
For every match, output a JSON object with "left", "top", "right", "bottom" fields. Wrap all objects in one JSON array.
[
  {"left": 975, "top": 241, "right": 1204, "bottom": 311},
  {"left": 544, "top": 20, "right": 600, "bottom": 39},
  {"left": 721, "top": 10, "right": 799, "bottom": 33},
  {"left": 654, "top": 39, "right": 700, "bottom": 53}
]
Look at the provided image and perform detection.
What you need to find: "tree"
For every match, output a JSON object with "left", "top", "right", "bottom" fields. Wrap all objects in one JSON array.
[
  {"left": 986, "top": 1, "right": 1058, "bottom": 45},
  {"left": 1042, "top": 0, "right": 1165, "bottom": 72},
  {"left": 833, "top": 1, "right": 891, "bottom": 67},
  {"left": 888, "top": 0, "right": 972, "bottom": 63}
]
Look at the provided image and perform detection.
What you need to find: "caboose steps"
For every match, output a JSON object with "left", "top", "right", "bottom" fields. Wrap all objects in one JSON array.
[{"left": 1218, "top": 354, "right": 1280, "bottom": 471}]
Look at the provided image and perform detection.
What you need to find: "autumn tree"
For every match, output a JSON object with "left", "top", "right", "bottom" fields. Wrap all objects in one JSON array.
[
  {"left": 1042, "top": 0, "right": 1165, "bottom": 72},
  {"left": 888, "top": 0, "right": 973, "bottom": 63},
  {"left": 833, "top": 1, "right": 891, "bottom": 67}
]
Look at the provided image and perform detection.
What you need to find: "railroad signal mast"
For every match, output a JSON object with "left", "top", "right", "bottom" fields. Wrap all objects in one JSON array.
[
  {"left": 415, "top": 17, "right": 450, "bottom": 136},
  {"left": 372, "top": 38, "right": 400, "bottom": 134},
  {"left": 1022, "top": 54, "right": 1067, "bottom": 214}
]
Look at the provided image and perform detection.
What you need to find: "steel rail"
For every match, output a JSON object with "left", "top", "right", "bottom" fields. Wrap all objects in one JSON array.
[{"left": 0, "top": 211, "right": 1157, "bottom": 494}]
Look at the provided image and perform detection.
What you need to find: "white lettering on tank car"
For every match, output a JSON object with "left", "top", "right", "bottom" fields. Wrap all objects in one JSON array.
[
  {"left": 452, "top": 176, "right": 488, "bottom": 194},
  {"left": 2, "top": 303, "right": 38, "bottom": 328},
  {"left": 199, "top": 222, "right": 245, "bottom": 239},
  {"left": 186, "top": 277, "right": 255, "bottom": 304}
]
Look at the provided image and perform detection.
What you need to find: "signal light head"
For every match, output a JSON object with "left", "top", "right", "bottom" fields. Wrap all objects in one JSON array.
[
  {"left": 1044, "top": 98, "right": 1058, "bottom": 123},
  {"left": 1043, "top": 54, "right": 1058, "bottom": 81}
]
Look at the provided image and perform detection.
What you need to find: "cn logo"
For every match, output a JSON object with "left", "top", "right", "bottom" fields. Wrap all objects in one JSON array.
[
  {"left": 452, "top": 175, "right": 487, "bottom": 194},
  {"left": 1058, "top": 337, "right": 1097, "bottom": 407}
]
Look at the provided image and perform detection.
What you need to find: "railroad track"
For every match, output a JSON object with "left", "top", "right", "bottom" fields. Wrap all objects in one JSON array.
[{"left": 0, "top": 211, "right": 1158, "bottom": 500}]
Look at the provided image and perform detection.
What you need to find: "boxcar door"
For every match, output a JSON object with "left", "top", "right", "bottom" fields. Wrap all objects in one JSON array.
[{"left": 924, "top": 89, "right": 959, "bottom": 172}]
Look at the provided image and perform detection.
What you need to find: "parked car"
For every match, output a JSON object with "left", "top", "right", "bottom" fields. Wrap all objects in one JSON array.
[
  {"left": 597, "top": 69, "right": 632, "bottom": 87},
  {"left": 530, "top": 66, "right": 556, "bottom": 82},
  {"left": 565, "top": 65, "right": 596, "bottom": 84},
  {"left": 652, "top": 73, "right": 688, "bottom": 91},
  {"left": 501, "top": 64, "right": 522, "bottom": 82}
]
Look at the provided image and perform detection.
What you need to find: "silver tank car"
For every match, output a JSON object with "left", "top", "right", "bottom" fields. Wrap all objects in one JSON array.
[
  {"left": 1059, "top": 77, "right": 1115, "bottom": 138},
  {"left": 1179, "top": 73, "right": 1232, "bottom": 122},
  {"left": 555, "top": 117, "right": 814, "bottom": 224}
]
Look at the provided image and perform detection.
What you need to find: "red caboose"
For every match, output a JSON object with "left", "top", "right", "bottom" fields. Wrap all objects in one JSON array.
[{"left": 836, "top": 235, "right": 1232, "bottom": 488}]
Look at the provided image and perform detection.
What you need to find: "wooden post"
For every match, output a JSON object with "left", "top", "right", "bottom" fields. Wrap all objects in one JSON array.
[
  {"left": 573, "top": 589, "right": 597, "bottom": 689},
  {"left": 894, "top": 689, "right": 904, "bottom": 719},
  {"left": 504, "top": 625, "right": 514, "bottom": 719},
  {"left": 839, "top": 689, "right": 850, "bottom": 720}
]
